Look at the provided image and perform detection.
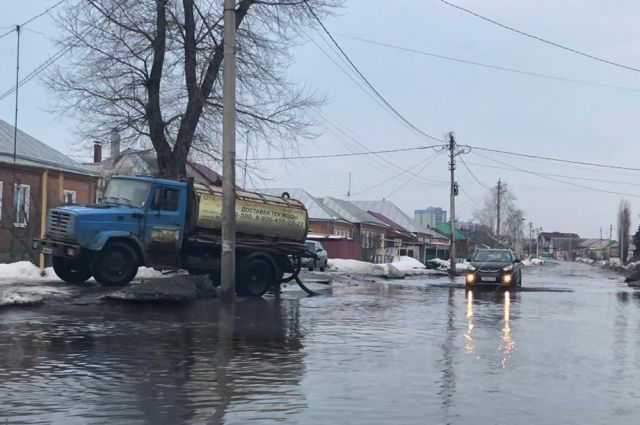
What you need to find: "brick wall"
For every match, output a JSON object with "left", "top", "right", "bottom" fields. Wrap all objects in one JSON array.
[{"left": 0, "top": 163, "right": 97, "bottom": 262}]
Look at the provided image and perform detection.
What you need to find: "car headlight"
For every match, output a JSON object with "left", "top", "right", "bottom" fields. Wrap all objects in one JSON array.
[
  {"left": 467, "top": 265, "right": 476, "bottom": 271},
  {"left": 502, "top": 264, "right": 513, "bottom": 271}
]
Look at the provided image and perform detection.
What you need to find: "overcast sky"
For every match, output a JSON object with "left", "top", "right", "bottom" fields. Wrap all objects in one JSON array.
[{"left": 2, "top": 0, "right": 640, "bottom": 238}]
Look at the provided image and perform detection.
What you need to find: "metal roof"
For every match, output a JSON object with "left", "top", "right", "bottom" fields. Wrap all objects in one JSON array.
[
  {"left": 323, "top": 197, "right": 388, "bottom": 227},
  {"left": 259, "top": 188, "right": 342, "bottom": 221},
  {"left": 350, "top": 200, "right": 441, "bottom": 237},
  {"left": 0, "top": 118, "right": 96, "bottom": 175}
]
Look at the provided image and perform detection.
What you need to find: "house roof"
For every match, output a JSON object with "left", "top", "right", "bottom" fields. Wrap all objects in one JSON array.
[
  {"left": 351, "top": 200, "right": 442, "bottom": 237},
  {"left": 259, "top": 188, "right": 344, "bottom": 221},
  {"left": 323, "top": 197, "right": 388, "bottom": 227},
  {"left": 86, "top": 148, "right": 231, "bottom": 187},
  {"left": 0, "top": 118, "right": 96, "bottom": 175},
  {"left": 550, "top": 237, "right": 584, "bottom": 250},
  {"left": 540, "top": 231, "right": 580, "bottom": 240},
  {"left": 578, "top": 238, "right": 616, "bottom": 250},
  {"left": 434, "top": 222, "right": 468, "bottom": 240},
  {"left": 366, "top": 210, "right": 413, "bottom": 237}
]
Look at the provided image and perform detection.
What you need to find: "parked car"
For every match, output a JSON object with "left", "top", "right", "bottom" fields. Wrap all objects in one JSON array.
[
  {"left": 302, "top": 240, "right": 328, "bottom": 271},
  {"left": 465, "top": 249, "right": 523, "bottom": 288}
]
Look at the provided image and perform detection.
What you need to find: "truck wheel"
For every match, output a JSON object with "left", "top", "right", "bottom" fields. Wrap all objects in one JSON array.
[
  {"left": 52, "top": 256, "right": 92, "bottom": 284},
  {"left": 237, "top": 257, "right": 275, "bottom": 297},
  {"left": 92, "top": 242, "right": 139, "bottom": 287}
]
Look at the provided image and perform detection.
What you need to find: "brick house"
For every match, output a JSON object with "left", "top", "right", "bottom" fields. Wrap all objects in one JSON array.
[
  {"left": 0, "top": 119, "right": 99, "bottom": 263},
  {"left": 322, "top": 197, "right": 389, "bottom": 263}
]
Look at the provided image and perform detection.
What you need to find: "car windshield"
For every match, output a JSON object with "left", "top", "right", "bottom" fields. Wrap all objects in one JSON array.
[
  {"left": 102, "top": 179, "right": 150, "bottom": 208},
  {"left": 305, "top": 242, "right": 316, "bottom": 251},
  {"left": 472, "top": 250, "right": 512, "bottom": 263}
]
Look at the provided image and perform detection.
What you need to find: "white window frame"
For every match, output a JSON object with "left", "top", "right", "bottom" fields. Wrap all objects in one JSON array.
[
  {"left": 63, "top": 189, "right": 77, "bottom": 204},
  {"left": 0, "top": 181, "right": 3, "bottom": 220},
  {"left": 13, "top": 183, "right": 30, "bottom": 228}
]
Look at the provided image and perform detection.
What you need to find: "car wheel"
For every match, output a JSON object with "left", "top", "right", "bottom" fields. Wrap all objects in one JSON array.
[{"left": 308, "top": 260, "right": 315, "bottom": 272}]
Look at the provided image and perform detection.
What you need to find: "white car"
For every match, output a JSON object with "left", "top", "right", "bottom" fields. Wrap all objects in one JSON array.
[{"left": 302, "top": 240, "right": 328, "bottom": 272}]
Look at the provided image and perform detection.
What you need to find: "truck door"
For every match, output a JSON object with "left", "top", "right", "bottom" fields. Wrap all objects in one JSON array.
[{"left": 144, "top": 186, "right": 184, "bottom": 269}]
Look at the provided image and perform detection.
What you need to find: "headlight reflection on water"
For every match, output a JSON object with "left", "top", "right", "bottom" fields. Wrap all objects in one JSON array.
[
  {"left": 464, "top": 290, "right": 475, "bottom": 355},
  {"left": 500, "top": 291, "right": 516, "bottom": 368}
]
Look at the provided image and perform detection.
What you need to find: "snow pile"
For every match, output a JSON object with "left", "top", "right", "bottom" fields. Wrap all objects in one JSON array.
[
  {"left": 327, "top": 259, "right": 388, "bottom": 276},
  {"left": 522, "top": 258, "right": 545, "bottom": 266},
  {"left": 328, "top": 256, "right": 444, "bottom": 279},
  {"left": 0, "top": 261, "right": 60, "bottom": 283},
  {"left": 624, "top": 261, "right": 640, "bottom": 270},
  {"left": 0, "top": 291, "right": 44, "bottom": 306},
  {"left": 136, "top": 267, "right": 172, "bottom": 279},
  {"left": 430, "top": 259, "right": 468, "bottom": 273},
  {"left": 576, "top": 257, "right": 595, "bottom": 264}
]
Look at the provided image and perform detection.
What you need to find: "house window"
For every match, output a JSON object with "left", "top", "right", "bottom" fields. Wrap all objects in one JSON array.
[
  {"left": 14, "top": 184, "right": 30, "bottom": 227},
  {"left": 63, "top": 190, "right": 77, "bottom": 204}
]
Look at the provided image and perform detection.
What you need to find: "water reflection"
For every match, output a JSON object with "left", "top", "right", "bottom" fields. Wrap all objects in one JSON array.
[
  {"left": 464, "top": 289, "right": 475, "bottom": 355},
  {"left": 499, "top": 291, "right": 516, "bottom": 368},
  {"left": 0, "top": 299, "right": 307, "bottom": 423},
  {"left": 463, "top": 288, "right": 517, "bottom": 368}
]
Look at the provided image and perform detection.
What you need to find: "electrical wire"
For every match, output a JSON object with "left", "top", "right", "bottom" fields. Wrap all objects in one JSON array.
[
  {"left": 351, "top": 153, "right": 441, "bottom": 197},
  {"left": 465, "top": 145, "right": 640, "bottom": 173},
  {"left": 473, "top": 150, "right": 640, "bottom": 199},
  {"left": 251, "top": 145, "right": 444, "bottom": 161},
  {"left": 459, "top": 154, "right": 492, "bottom": 190},
  {"left": 337, "top": 33, "right": 640, "bottom": 93},
  {"left": 303, "top": 2, "right": 444, "bottom": 143},
  {"left": 465, "top": 160, "right": 640, "bottom": 187},
  {"left": 384, "top": 151, "right": 444, "bottom": 198},
  {"left": 439, "top": 0, "right": 640, "bottom": 74},
  {"left": 0, "top": 0, "right": 66, "bottom": 40}
]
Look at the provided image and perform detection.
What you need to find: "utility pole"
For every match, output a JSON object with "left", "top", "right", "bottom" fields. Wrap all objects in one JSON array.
[
  {"left": 609, "top": 224, "right": 612, "bottom": 260},
  {"left": 495, "top": 179, "right": 506, "bottom": 245},
  {"left": 12, "top": 25, "right": 21, "bottom": 164},
  {"left": 448, "top": 132, "right": 457, "bottom": 275},
  {"left": 347, "top": 172, "right": 352, "bottom": 200},
  {"left": 528, "top": 221, "right": 533, "bottom": 258},
  {"left": 220, "top": 0, "right": 237, "bottom": 302},
  {"left": 536, "top": 227, "right": 540, "bottom": 258},
  {"left": 600, "top": 227, "right": 603, "bottom": 261}
]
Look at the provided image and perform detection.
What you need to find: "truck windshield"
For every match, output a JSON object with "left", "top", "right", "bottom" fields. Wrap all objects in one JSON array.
[{"left": 102, "top": 179, "right": 150, "bottom": 208}]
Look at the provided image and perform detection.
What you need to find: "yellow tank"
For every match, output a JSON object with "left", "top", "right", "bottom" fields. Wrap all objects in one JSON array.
[{"left": 193, "top": 184, "right": 309, "bottom": 242}]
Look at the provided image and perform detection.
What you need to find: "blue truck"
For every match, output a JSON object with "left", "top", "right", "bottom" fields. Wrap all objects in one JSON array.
[{"left": 33, "top": 176, "right": 311, "bottom": 296}]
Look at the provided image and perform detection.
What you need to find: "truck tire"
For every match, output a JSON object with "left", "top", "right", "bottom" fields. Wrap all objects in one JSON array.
[
  {"left": 52, "top": 256, "right": 92, "bottom": 284},
  {"left": 237, "top": 257, "right": 275, "bottom": 297},
  {"left": 92, "top": 241, "right": 139, "bottom": 287}
]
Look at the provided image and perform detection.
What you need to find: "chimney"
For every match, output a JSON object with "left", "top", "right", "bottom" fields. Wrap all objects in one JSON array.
[
  {"left": 110, "top": 129, "right": 120, "bottom": 159},
  {"left": 93, "top": 141, "right": 102, "bottom": 163}
]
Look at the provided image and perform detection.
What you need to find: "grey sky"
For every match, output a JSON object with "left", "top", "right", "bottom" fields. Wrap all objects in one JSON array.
[{"left": 1, "top": 0, "right": 640, "bottom": 238}]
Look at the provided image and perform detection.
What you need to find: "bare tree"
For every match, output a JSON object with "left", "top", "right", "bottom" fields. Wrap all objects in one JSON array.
[
  {"left": 617, "top": 199, "right": 631, "bottom": 262},
  {"left": 47, "top": 0, "right": 340, "bottom": 178},
  {"left": 474, "top": 181, "right": 523, "bottom": 248}
]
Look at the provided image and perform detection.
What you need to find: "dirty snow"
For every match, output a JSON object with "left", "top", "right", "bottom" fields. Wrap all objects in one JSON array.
[
  {"left": 522, "top": 258, "right": 545, "bottom": 266},
  {"left": 328, "top": 256, "right": 442, "bottom": 278},
  {"left": 0, "top": 261, "right": 60, "bottom": 283}
]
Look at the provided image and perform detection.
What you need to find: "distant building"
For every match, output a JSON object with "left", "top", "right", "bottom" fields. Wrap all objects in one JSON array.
[{"left": 414, "top": 207, "right": 447, "bottom": 229}]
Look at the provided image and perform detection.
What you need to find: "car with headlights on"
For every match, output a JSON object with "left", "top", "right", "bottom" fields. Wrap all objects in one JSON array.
[{"left": 465, "top": 249, "right": 522, "bottom": 288}]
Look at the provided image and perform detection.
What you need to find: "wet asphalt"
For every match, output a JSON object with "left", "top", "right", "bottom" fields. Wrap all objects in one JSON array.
[{"left": 1, "top": 261, "right": 639, "bottom": 424}]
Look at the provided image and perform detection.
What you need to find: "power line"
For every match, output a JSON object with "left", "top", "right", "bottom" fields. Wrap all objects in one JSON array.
[
  {"left": 383, "top": 151, "right": 445, "bottom": 198},
  {"left": 465, "top": 145, "right": 640, "bottom": 173},
  {"left": 439, "top": 0, "right": 640, "bottom": 74},
  {"left": 0, "top": 0, "right": 66, "bottom": 40},
  {"left": 459, "top": 154, "right": 492, "bottom": 190},
  {"left": 303, "top": 2, "right": 444, "bottom": 143},
  {"left": 473, "top": 150, "right": 640, "bottom": 199},
  {"left": 466, "top": 160, "right": 640, "bottom": 187},
  {"left": 337, "top": 33, "right": 640, "bottom": 93},
  {"left": 250, "top": 145, "right": 444, "bottom": 161}
]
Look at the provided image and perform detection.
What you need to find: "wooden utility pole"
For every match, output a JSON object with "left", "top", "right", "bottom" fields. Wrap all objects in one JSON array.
[
  {"left": 528, "top": 221, "right": 533, "bottom": 258},
  {"left": 448, "top": 132, "right": 457, "bottom": 275},
  {"left": 600, "top": 227, "right": 603, "bottom": 260},
  {"left": 609, "top": 224, "right": 612, "bottom": 260},
  {"left": 220, "top": 0, "right": 237, "bottom": 301},
  {"left": 496, "top": 179, "right": 503, "bottom": 244}
]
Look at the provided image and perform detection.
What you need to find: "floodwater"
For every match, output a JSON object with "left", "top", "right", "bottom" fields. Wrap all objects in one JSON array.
[{"left": 1, "top": 261, "right": 640, "bottom": 424}]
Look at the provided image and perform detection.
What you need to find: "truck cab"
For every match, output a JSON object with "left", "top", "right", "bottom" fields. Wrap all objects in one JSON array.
[{"left": 35, "top": 176, "right": 188, "bottom": 286}]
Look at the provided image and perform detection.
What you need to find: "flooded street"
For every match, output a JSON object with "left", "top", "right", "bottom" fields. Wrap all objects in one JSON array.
[{"left": 1, "top": 261, "right": 640, "bottom": 424}]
